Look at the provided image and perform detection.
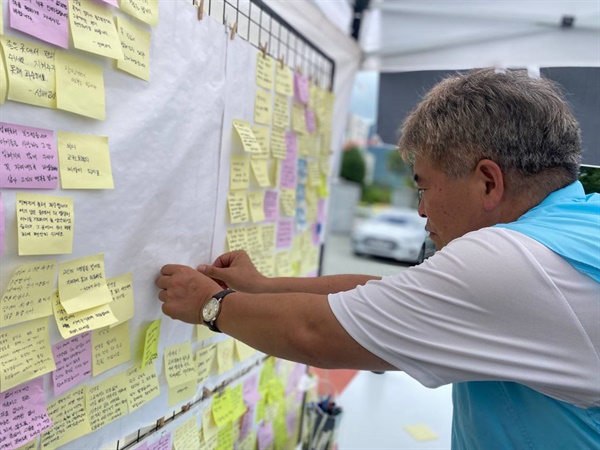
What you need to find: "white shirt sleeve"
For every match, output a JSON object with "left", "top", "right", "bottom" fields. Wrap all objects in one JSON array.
[{"left": 328, "top": 227, "right": 600, "bottom": 408}]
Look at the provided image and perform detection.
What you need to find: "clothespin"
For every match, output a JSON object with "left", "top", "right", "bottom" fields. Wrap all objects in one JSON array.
[
  {"left": 229, "top": 21, "right": 238, "bottom": 40},
  {"left": 278, "top": 54, "right": 285, "bottom": 69},
  {"left": 182, "top": 403, "right": 191, "bottom": 412},
  {"left": 259, "top": 42, "right": 268, "bottom": 59},
  {"left": 197, "top": 0, "right": 204, "bottom": 20},
  {"left": 156, "top": 417, "right": 165, "bottom": 429},
  {"left": 296, "top": 66, "right": 302, "bottom": 75}
]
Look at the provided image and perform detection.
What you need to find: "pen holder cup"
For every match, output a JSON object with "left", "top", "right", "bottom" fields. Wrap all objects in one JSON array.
[{"left": 303, "top": 401, "right": 343, "bottom": 450}]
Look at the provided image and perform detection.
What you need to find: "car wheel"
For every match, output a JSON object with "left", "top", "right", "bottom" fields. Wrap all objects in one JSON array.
[{"left": 416, "top": 243, "right": 425, "bottom": 264}]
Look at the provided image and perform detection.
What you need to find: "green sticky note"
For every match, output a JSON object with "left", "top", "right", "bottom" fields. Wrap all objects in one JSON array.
[{"left": 141, "top": 319, "right": 161, "bottom": 370}]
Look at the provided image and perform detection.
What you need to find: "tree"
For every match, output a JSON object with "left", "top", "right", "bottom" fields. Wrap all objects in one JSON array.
[
  {"left": 579, "top": 166, "right": 600, "bottom": 194},
  {"left": 340, "top": 146, "right": 366, "bottom": 185}
]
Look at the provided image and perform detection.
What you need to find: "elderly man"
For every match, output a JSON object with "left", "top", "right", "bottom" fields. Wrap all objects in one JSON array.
[{"left": 156, "top": 69, "right": 599, "bottom": 448}]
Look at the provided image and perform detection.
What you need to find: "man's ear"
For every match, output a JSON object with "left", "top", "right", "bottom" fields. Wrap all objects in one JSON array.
[{"left": 475, "top": 159, "right": 505, "bottom": 211}]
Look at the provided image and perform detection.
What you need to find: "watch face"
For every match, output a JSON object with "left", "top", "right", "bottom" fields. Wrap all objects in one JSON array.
[{"left": 202, "top": 298, "right": 220, "bottom": 322}]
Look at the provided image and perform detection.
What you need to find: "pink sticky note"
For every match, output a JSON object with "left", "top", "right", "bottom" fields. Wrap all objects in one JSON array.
[
  {"left": 98, "top": 0, "right": 119, "bottom": 6},
  {"left": 279, "top": 158, "right": 297, "bottom": 189},
  {"left": 276, "top": 220, "right": 293, "bottom": 249},
  {"left": 133, "top": 443, "right": 148, "bottom": 450},
  {"left": 305, "top": 109, "right": 316, "bottom": 134},
  {"left": 294, "top": 73, "right": 310, "bottom": 105},
  {"left": 243, "top": 374, "right": 261, "bottom": 405},
  {"left": 263, "top": 191, "right": 279, "bottom": 222},
  {"left": 285, "top": 132, "right": 297, "bottom": 160},
  {"left": 317, "top": 199, "right": 326, "bottom": 223},
  {"left": 286, "top": 411, "right": 298, "bottom": 436},
  {"left": 52, "top": 332, "right": 93, "bottom": 396},
  {"left": 9, "top": 0, "right": 69, "bottom": 48},
  {"left": 0, "top": 378, "right": 53, "bottom": 449},
  {"left": 149, "top": 431, "right": 171, "bottom": 450},
  {"left": 239, "top": 403, "right": 256, "bottom": 440},
  {"left": 0, "top": 193, "right": 4, "bottom": 256},
  {"left": 0, "top": 122, "right": 58, "bottom": 189},
  {"left": 257, "top": 422, "right": 274, "bottom": 450}
]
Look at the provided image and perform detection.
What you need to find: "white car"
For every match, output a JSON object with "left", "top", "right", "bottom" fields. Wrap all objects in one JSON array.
[{"left": 351, "top": 207, "right": 429, "bottom": 264}]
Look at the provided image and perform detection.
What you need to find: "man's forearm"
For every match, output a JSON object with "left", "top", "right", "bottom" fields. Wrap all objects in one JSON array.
[{"left": 259, "top": 274, "right": 381, "bottom": 295}]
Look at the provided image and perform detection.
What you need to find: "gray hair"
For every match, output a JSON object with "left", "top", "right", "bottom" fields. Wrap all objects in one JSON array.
[{"left": 398, "top": 68, "right": 582, "bottom": 196}]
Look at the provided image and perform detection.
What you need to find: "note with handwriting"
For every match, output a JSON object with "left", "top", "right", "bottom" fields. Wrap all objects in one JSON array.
[
  {"left": 0, "top": 194, "right": 4, "bottom": 256},
  {"left": 276, "top": 251, "right": 294, "bottom": 277},
  {"left": 1, "top": 260, "right": 56, "bottom": 327},
  {"left": 164, "top": 341, "right": 196, "bottom": 387},
  {"left": 168, "top": 380, "right": 196, "bottom": 407},
  {"left": 174, "top": 416, "right": 200, "bottom": 450},
  {"left": 127, "top": 363, "right": 160, "bottom": 411},
  {"left": 16, "top": 193, "right": 73, "bottom": 255},
  {"left": 51, "top": 331, "right": 92, "bottom": 396},
  {"left": 120, "top": 0, "right": 159, "bottom": 27},
  {"left": 275, "top": 64, "right": 293, "bottom": 96},
  {"left": 107, "top": 273, "right": 134, "bottom": 326},
  {"left": 116, "top": 15, "right": 151, "bottom": 81},
  {"left": 245, "top": 226, "right": 263, "bottom": 255},
  {"left": 263, "top": 191, "right": 278, "bottom": 222},
  {"left": 232, "top": 120, "right": 261, "bottom": 154},
  {"left": 69, "top": 0, "right": 124, "bottom": 60},
  {"left": 55, "top": 51, "right": 106, "bottom": 120},
  {"left": 0, "top": 50, "right": 7, "bottom": 104},
  {"left": 279, "top": 188, "right": 296, "bottom": 217},
  {"left": 9, "top": 0, "right": 68, "bottom": 48},
  {"left": 270, "top": 128, "right": 287, "bottom": 159},
  {"left": 201, "top": 405, "right": 219, "bottom": 443},
  {"left": 86, "top": 372, "right": 129, "bottom": 431},
  {"left": 261, "top": 224, "right": 276, "bottom": 254},
  {"left": 251, "top": 125, "right": 270, "bottom": 159},
  {"left": 211, "top": 389, "right": 233, "bottom": 427},
  {"left": 276, "top": 219, "right": 293, "bottom": 249},
  {"left": 239, "top": 404, "right": 255, "bottom": 441},
  {"left": 52, "top": 290, "right": 117, "bottom": 339},
  {"left": 0, "top": 378, "right": 53, "bottom": 450},
  {"left": 229, "top": 383, "right": 247, "bottom": 420},
  {"left": 226, "top": 227, "right": 247, "bottom": 252},
  {"left": 0, "top": 317, "right": 55, "bottom": 392},
  {"left": 285, "top": 131, "right": 298, "bottom": 159},
  {"left": 141, "top": 318, "right": 160, "bottom": 369},
  {"left": 41, "top": 386, "right": 91, "bottom": 449},
  {"left": 257, "top": 422, "right": 274, "bottom": 450},
  {"left": 15, "top": 439, "right": 38, "bottom": 450},
  {"left": 0, "top": 122, "right": 58, "bottom": 189},
  {"left": 216, "top": 423, "right": 234, "bottom": 450},
  {"left": 294, "top": 72, "right": 310, "bottom": 105},
  {"left": 305, "top": 108, "right": 317, "bottom": 134},
  {"left": 0, "top": 35, "right": 56, "bottom": 109},
  {"left": 92, "top": 321, "right": 131, "bottom": 376},
  {"left": 243, "top": 373, "right": 261, "bottom": 405},
  {"left": 58, "top": 254, "right": 112, "bottom": 313},
  {"left": 278, "top": 157, "right": 296, "bottom": 189},
  {"left": 230, "top": 155, "right": 250, "bottom": 190},
  {"left": 292, "top": 103, "right": 307, "bottom": 134},
  {"left": 195, "top": 344, "right": 216, "bottom": 385},
  {"left": 256, "top": 53, "right": 274, "bottom": 89},
  {"left": 247, "top": 191, "right": 265, "bottom": 223},
  {"left": 273, "top": 94, "right": 289, "bottom": 129},
  {"left": 57, "top": 131, "right": 113, "bottom": 189},
  {"left": 254, "top": 90, "right": 272, "bottom": 125},
  {"left": 250, "top": 158, "right": 271, "bottom": 188},
  {"left": 227, "top": 190, "right": 249, "bottom": 224},
  {"left": 238, "top": 430, "right": 256, "bottom": 450},
  {"left": 216, "top": 338, "right": 234, "bottom": 375}
]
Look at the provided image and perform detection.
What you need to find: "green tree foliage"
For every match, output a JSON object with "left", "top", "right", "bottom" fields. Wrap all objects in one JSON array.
[
  {"left": 386, "top": 148, "right": 410, "bottom": 176},
  {"left": 579, "top": 166, "right": 600, "bottom": 194},
  {"left": 340, "top": 146, "right": 366, "bottom": 185}
]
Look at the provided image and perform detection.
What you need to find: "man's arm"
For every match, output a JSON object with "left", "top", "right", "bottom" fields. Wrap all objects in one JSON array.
[{"left": 156, "top": 264, "right": 395, "bottom": 371}]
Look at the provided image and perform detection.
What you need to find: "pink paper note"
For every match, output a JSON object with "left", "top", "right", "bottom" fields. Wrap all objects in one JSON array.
[
  {"left": 98, "top": 0, "right": 119, "bottom": 6},
  {"left": 276, "top": 220, "right": 293, "bottom": 249},
  {"left": 52, "top": 332, "right": 93, "bottom": 396},
  {"left": 305, "top": 109, "right": 316, "bottom": 134},
  {"left": 149, "top": 431, "right": 171, "bottom": 450},
  {"left": 257, "top": 422, "right": 274, "bottom": 450},
  {"left": 0, "top": 122, "right": 58, "bottom": 189},
  {"left": 263, "top": 191, "right": 279, "bottom": 222},
  {"left": 9, "top": 0, "right": 69, "bottom": 48},
  {"left": 239, "top": 403, "right": 255, "bottom": 440},
  {"left": 0, "top": 378, "right": 53, "bottom": 449},
  {"left": 285, "top": 132, "right": 297, "bottom": 160},
  {"left": 0, "top": 193, "right": 4, "bottom": 256},
  {"left": 317, "top": 199, "right": 326, "bottom": 223},
  {"left": 294, "top": 73, "right": 309, "bottom": 105},
  {"left": 286, "top": 411, "right": 298, "bottom": 436},
  {"left": 279, "top": 158, "right": 297, "bottom": 189},
  {"left": 243, "top": 374, "right": 261, "bottom": 405}
]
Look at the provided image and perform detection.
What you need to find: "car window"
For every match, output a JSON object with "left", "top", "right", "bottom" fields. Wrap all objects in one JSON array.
[{"left": 376, "top": 215, "right": 411, "bottom": 225}]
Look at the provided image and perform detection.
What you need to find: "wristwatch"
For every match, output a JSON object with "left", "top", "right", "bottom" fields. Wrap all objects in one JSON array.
[{"left": 201, "top": 289, "right": 235, "bottom": 333}]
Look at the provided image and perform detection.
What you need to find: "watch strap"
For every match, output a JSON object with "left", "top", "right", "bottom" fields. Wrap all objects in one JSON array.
[{"left": 205, "top": 289, "right": 235, "bottom": 333}]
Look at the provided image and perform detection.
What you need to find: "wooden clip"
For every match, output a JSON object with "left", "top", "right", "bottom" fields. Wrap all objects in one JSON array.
[
  {"left": 229, "top": 21, "right": 238, "bottom": 40},
  {"left": 182, "top": 403, "right": 191, "bottom": 412},
  {"left": 156, "top": 417, "right": 165, "bottom": 429},
  {"left": 259, "top": 42, "right": 268, "bottom": 58},
  {"left": 197, "top": 0, "right": 204, "bottom": 20},
  {"left": 278, "top": 55, "right": 285, "bottom": 69},
  {"left": 296, "top": 66, "right": 302, "bottom": 76}
]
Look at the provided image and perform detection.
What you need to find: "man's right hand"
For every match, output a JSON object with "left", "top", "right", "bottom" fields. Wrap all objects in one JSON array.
[{"left": 197, "top": 250, "right": 269, "bottom": 293}]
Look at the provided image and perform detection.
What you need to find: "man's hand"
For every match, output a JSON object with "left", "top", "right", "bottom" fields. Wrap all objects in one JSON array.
[
  {"left": 197, "top": 250, "right": 268, "bottom": 293},
  {"left": 156, "top": 264, "right": 222, "bottom": 324}
]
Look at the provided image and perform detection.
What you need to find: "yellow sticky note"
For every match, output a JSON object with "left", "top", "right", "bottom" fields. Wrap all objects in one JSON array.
[
  {"left": 404, "top": 424, "right": 439, "bottom": 441},
  {"left": 230, "top": 155, "right": 250, "bottom": 190},
  {"left": 255, "top": 396, "right": 265, "bottom": 423},
  {"left": 254, "top": 90, "right": 272, "bottom": 125},
  {"left": 168, "top": 380, "right": 197, "bottom": 407},
  {"left": 86, "top": 372, "right": 129, "bottom": 431},
  {"left": 58, "top": 254, "right": 113, "bottom": 314},
  {"left": 233, "top": 120, "right": 261, "bottom": 154},
  {"left": 250, "top": 159, "right": 271, "bottom": 188},
  {"left": 0, "top": 317, "right": 55, "bottom": 392},
  {"left": 174, "top": 416, "right": 200, "bottom": 450},
  {"left": 0, "top": 0, "right": 3, "bottom": 34},
  {"left": 275, "top": 251, "right": 293, "bottom": 277},
  {"left": 319, "top": 154, "right": 330, "bottom": 175},
  {"left": 319, "top": 174, "right": 329, "bottom": 198},
  {"left": 292, "top": 103, "right": 307, "bottom": 134},
  {"left": 55, "top": 51, "right": 105, "bottom": 120},
  {"left": 116, "top": 15, "right": 151, "bottom": 81},
  {"left": 120, "top": 0, "right": 159, "bottom": 27},
  {"left": 234, "top": 340, "right": 256, "bottom": 361},
  {"left": 230, "top": 384, "right": 247, "bottom": 420},
  {"left": 195, "top": 344, "right": 217, "bottom": 385},
  {"left": 141, "top": 319, "right": 161, "bottom": 370},
  {"left": 247, "top": 191, "right": 265, "bottom": 223},
  {"left": 196, "top": 324, "right": 216, "bottom": 341},
  {"left": 216, "top": 422, "right": 234, "bottom": 450},
  {"left": 275, "top": 64, "right": 293, "bottom": 96},
  {"left": 0, "top": 43, "right": 7, "bottom": 104},
  {"left": 265, "top": 378, "right": 285, "bottom": 405},
  {"left": 255, "top": 53, "right": 274, "bottom": 89},
  {"left": 216, "top": 338, "right": 234, "bottom": 375},
  {"left": 270, "top": 128, "right": 287, "bottom": 160},
  {"left": 320, "top": 131, "right": 331, "bottom": 155},
  {"left": 211, "top": 389, "right": 233, "bottom": 427},
  {"left": 238, "top": 430, "right": 256, "bottom": 450},
  {"left": 69, "top": 0, "right": 124, "bottom": 60},
  {"left": 227, "top": 190, "right": 249, "bottom": 224},
  {"left": 127, "top": 362, "right": 160, "bottom": 411},
  {"left": 273, "top": 94, "right": 289, "bottom": 129},
  {"left": 92, "top": 322, "right": 131, "bottom": 376},
  {"left": 16, "top": 193, "right": 73, "bottom": 256},
  {"left": 1, "top": 260, "right": 56, "bottom": 327},
  {"left": 260, "top": 224, "right": 275, "bottom": 254},
  {"left": 107, "top": 273, "right": 134, "bottom": 326},
  {"left": 226, "top": 227, "right": 247, "bottom": 252},
  {"left": 245, "top": 226, "right": 263, "bottom": 255},
  {"left": 52, "top": 290, "right": 117, "bottom": 339},
  {"left": 41, "top": 386, "right": 91, "bottom": 449},
  {"left": 279, "top": 189, "right": 296, "bottom": 217},
  {"left": 164, "top": 341, "right": 197, "bottom": 387},
  {"left": 0, "top": 36, "right": 56, "bottom": 109},
  {"left": 57, "top": 131, "right": 113, "bottom": 189},
  {"left": 308, "top": 161, "right": 321, "bottom": 187},
  {"left": 15, "top": 440, "right": 36, "bottom": 450},
  {"left": 251, "top": 125, "right": 270, "bottom": 159},
  {"left": 201, "top": 406, "right": 219, "bottom": 443}
]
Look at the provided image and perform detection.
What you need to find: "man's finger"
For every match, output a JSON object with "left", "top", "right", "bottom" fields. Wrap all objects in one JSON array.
[
  {"left": 160, "top": 264, "right": 181, "bottom": 276},
  {"left": 155, "top": 275, "right": 170, "bottom": 289},
  {"left": 158, "top": 289, "right": 168, "bottom": 303}
]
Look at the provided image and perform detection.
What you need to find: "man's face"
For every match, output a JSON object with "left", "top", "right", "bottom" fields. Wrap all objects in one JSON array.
[{"left": 413, "top": 155, "right": 487, "bottom": 249}]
